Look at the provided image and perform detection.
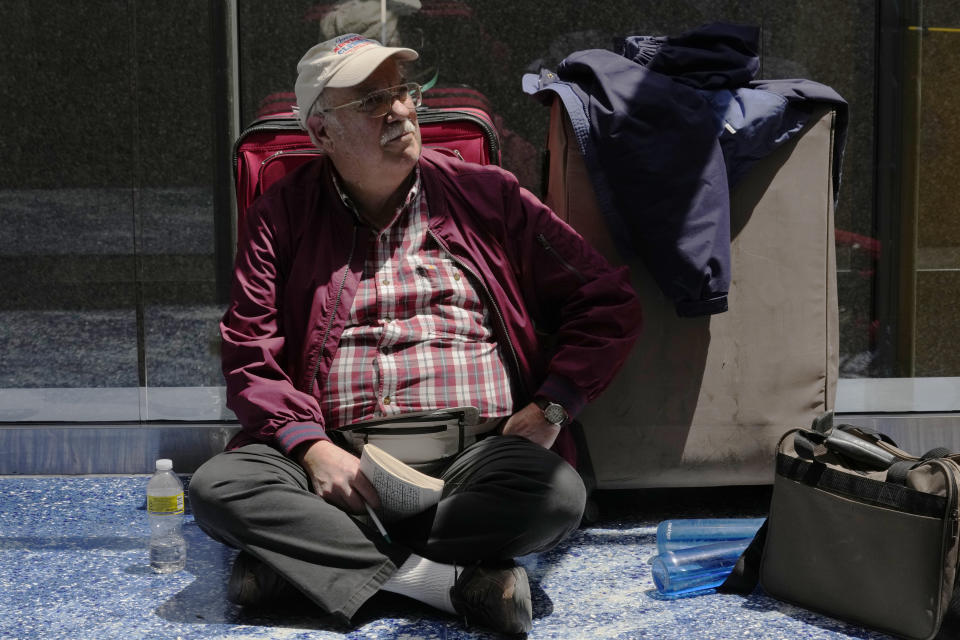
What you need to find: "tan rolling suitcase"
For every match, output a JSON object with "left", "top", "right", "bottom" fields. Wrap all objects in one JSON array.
[{"left": 544, "top": 97, "right": 839, "bottom": 488}]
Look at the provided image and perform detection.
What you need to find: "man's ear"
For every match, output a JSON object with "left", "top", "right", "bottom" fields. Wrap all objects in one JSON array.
[{"left": 306, "top": 113, "right": 331, "bottom": 152}]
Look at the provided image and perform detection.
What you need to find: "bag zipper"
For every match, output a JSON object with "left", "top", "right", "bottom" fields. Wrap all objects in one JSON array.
[
  {"left": 537, "top": 233, "right": 588, "bottom": 283},
  {"left": 931, "top": 458, "right": 960, "bottom": 635},
  {"left": 254, "top": 149, "right": 324, "bottom": 198},
  {"left": 415, "top": 108, "right": 500, "bottom": 164},
  {"left": 350, "top": 425, "right": 448, "bottom": 436},
  {"left": 261, "top": 148, "right": 323, "bottom": 164},
  {"left": 233, "top": 117, "right": 307, "bottom": 182}
]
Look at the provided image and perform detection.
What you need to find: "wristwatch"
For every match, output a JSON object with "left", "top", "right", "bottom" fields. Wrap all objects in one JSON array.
[{"left": 534, "top": 397, "right": 569, "bottom": 427}]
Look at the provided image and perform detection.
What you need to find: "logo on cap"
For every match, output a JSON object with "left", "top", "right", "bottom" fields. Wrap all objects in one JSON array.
[{"left": 333, "top": 34, "right": 376, "bottom": 56}]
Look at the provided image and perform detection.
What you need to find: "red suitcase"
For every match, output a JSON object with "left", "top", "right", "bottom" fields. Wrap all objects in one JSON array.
[{"left": 232, "top": 106, "right": 500, "bottom": 242}]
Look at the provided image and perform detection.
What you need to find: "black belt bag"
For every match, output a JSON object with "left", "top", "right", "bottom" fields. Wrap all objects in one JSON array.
[
  {"left": 733, "top": 417, "right": 960, "bottom": 640},
  {"left": 336, "top": 407, "right": 500, "bottom": 465}
]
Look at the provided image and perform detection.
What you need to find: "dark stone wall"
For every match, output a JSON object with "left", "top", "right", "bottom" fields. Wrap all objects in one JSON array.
[{"left": 0, "top": 1, "right": 219, "bottom": 390}]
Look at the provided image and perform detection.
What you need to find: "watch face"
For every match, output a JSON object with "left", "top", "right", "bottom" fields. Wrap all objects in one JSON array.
[{"left": 543, "top": 402, "right": 567, "bottom": 425}]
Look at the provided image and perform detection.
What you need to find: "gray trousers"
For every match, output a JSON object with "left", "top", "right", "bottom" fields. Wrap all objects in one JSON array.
[{"left": 189, "top": 434, "right": 586, "bottom": 620}]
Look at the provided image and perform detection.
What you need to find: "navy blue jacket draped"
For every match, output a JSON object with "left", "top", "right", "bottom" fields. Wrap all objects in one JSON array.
[{"left": 524, "top": 23, "right": 847, "bottom": 317}]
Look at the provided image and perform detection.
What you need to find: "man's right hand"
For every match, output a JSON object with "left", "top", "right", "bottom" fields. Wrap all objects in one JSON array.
[{"left": 296, "top": 439, "right": 381, "bottom": 514}]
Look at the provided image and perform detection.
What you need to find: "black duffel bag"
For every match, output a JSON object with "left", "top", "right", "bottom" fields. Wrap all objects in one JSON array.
[{"left": 723, "top": 413, "right": 960, "bottom": 640}]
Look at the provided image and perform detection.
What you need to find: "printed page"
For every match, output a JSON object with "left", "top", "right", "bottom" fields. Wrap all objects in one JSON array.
[{"left": 360, "top": 444, "right": 443, "bottom": 520}]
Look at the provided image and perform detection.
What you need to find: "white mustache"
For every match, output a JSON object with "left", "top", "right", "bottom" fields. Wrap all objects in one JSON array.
[{"left": 380, "top": 119, "right": 417, "bottom": 146}]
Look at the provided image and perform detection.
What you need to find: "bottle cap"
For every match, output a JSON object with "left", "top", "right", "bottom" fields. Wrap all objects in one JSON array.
[{"left": 155, "top": 459, "right": 173, "bottom": 471}]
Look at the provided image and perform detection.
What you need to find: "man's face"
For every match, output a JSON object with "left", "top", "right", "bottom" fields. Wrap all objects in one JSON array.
[{"left": 314, "top": 58, "right": 422, "bottom": 181}]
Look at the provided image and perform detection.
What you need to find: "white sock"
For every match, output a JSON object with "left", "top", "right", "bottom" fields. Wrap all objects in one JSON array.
[{"left": 380, "top": 554, "right": 458, "bottom": 613}]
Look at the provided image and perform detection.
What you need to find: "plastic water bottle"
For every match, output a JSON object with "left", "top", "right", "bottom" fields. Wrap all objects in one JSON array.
[
  {"left": 656, "top": 518, "right": 765, "bottom": 554},
  {"left": 651, "top": 539, "right": 749, "bottom": 598},
  {"left": 147, "top": 458, "right": 186, "bottom": 573}
]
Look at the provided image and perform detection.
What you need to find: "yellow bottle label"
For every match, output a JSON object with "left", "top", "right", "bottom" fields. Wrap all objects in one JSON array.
[{"left": 148, "top": 493, "right": 184, "bottom": 515}]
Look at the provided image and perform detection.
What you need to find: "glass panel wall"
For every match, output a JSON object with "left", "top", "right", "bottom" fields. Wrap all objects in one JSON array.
[
  {"left": 839, "top": 0, "right": 960, "bottom": 411},
  {"left": 0, "top": 0, "right": 224, "bottom": 421},
  {"left": 908, "top": 1, "right": 960, "bottom": 376}
]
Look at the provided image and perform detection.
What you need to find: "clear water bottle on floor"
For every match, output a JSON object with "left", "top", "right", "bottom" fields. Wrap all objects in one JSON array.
[
  {"left": 147, "top": 458, "right": 186, "bottom": 573},
  {"left": 651, "top": 538, "right": 749, "bottom": 598},
  {"left": 656, "top": 518, "right": 765, "bottom": 554}
]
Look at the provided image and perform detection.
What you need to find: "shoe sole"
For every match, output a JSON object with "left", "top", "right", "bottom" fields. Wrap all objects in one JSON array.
[
  {"left": 507, "top": 566, "right": 533, "bottom": 634},
  {"left": 451, "top": 562, "right": 536, "bottom": 634}
]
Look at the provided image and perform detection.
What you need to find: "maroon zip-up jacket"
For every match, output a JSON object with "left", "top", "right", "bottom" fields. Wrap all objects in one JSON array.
[{"left": 221, "top": 148, "right": 642, "bottom": 462}]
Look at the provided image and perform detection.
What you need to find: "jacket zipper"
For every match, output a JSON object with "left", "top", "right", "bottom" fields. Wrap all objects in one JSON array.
[
  {"left": 537, "top": 233, "right": 588, "bottom": 283},
  {"left": 427, "top": 229, "right": 526, "bottom": 398},
  {"left": 307, "top": 226, "right": 358, "bottom": 392}
]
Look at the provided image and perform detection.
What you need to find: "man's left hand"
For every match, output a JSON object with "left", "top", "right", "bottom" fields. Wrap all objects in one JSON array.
[{"left": 502, "top": 402, "right": 561, "bottom": 449}]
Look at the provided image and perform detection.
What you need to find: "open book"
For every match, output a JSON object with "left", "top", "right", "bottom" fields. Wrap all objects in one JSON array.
[{"left": 359, "top": 443, "right": 444, "bottom": 521}]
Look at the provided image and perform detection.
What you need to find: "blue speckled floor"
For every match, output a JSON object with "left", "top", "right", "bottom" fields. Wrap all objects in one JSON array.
[{"left": 0, "top": 477, "right": 893, "bottom": 639}]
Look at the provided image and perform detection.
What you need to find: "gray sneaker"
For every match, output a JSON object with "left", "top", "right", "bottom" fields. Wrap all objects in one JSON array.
[
  {"left": 227, "top": 552, "right": 296, "bottom": 606},
  {"left": 449, "top": 562, "right": 533, "bottom": 635}
]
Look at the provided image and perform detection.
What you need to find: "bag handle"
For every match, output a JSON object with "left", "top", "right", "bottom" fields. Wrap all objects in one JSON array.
[
  {"left": 794, "top": 425, "right": 897, "bottom": 470},
  {"left": 887, "top": 446, "right": 955, "bottom": 485},
  {"left": 823, "top": 427, "right": 899, "bottom": 470},
  {"left": 809, "top": 411, "right": 898, "bottom": 446},
  {"left": 801, "top": 412, "right": 955, "bottom": 484},
  {"left": 793, "top": 429, "right": 827, "bottom": 461},
  {"left": 795, "top": 413, "right": 905, "bottom": 472}
]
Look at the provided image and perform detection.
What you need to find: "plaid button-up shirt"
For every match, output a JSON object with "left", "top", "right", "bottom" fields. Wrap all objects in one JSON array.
[{"left": 319, "top": 170, "right": 514, "bottom": 428}]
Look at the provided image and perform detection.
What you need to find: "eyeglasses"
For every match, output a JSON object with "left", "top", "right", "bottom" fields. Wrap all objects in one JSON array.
[{"left": 322, "top": 82, "right": 423, "bottom": 118}]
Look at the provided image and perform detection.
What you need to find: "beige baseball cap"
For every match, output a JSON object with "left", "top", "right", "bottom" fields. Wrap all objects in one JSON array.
[{"left": 295, "top": 33, "right": 419, "bottom": 127}]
